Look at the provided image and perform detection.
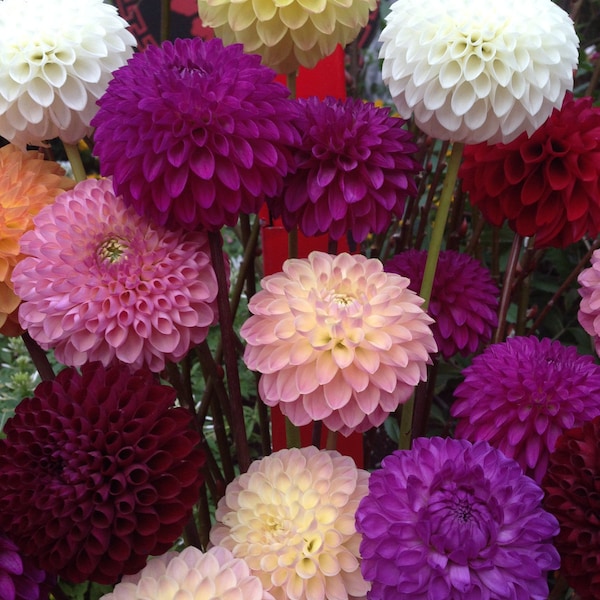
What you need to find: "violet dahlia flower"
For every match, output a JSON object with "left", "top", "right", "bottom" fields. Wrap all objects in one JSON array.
[
  {"left": 0, "top": 361, "right": 205, "bottom": 585},
  {"left": 241, "top": 251, "right": 437, "bottom": 435},
  {"left": 385, "top": 250, "right": 499, "bottom": 359},
  {"left": 578, "top": 248, "right": 600, "bottom": 356},
  {"left": 356, "top": 437, "right": 560, "bottom": 600},
  {"left": 92, "top": 37, "right": 299, "bottom": 231},
  {"left": 210, "top": 446, "right": 370, "bottom": 600},
  {"left": 12, "top": 177, "right": 221, "bottom": 372},
  {"left": 542, "top": 416, "right": 600, "bottom": 600},
  {"left": 451, "top": 336, "right": 600, "bottom": 483},
  {"left": 268, "top": 96, "right": 420, "bottom": 243}
]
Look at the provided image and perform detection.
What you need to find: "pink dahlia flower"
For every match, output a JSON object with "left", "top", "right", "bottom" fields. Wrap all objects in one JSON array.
[
  {"left": 452, "top": 336, "right": 600, "bottom": 483},
  {"left": 578, "top": 248, "right": 600, "bottom": 356},
  {"left": 92, "top": 37, "right": 299, "bottom": 231},
  {"left": 12, "top": 177, "right": 221, "bottom": 372},
  {"left": 385, "top": 250, "right": 499, "bottom": 359},
  {"left": 268, "top": 97, "right": 420, "bottom": 243},
  {"left": 0, "top": 362, "right": 205, "bottom": 584},
  {"left": 210, "top": 446, "right": 370, "bottom": 600},
  {"left": 356, "top": 437, "right": 560, "bottom": 600},
  {"left": 241, "top": 251, "right": 437, "bottom": 435}
]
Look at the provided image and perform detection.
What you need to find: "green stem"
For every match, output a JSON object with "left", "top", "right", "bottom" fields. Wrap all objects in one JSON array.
[
  {"left": 286, "top": 416, "right": 301, "bottom": 448},
  {"left": 22, "top": 332, "right": 54, "bottom": 381},
  {"left": 160, "top": 0, "right": 171, "bottom": 42},
  {"left": 63, "top": 141, "right": 86, "bottom": 183}
]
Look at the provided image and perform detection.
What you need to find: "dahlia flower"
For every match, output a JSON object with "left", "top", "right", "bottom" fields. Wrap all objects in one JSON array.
[
  {"left": 461, "top": 94, "right": 600, "bottom": 248},
  {"left": 578, "top": 249, "right": 600, "bottom": 356},
  {"left": 101, "top": 546, "right": 275, "bottom": 600},
  {"left": 268, "top": 97, "right": 420, "bottom": 243},
  {"left": 379, "top": 0, "right": 579, "bottom": 144},
  {"left": 0, "top": 533, "right": 54, "bottom": 600},
  {"left": 0, "top": 361, "right": 205, "bottom": 585},
  {"left": 92, "top": 37, "right": 298, "bottom": 231},
  {"left": 197, "top": 0, "right": 375, "bottom": 75},
  {"left": 12, "top": 177, "right": 221, "bottom": 372},
  {"left": 542, "top": 416, "right": 600, "bottom": 600},
  {"left": 210, "top": 446, "right": 370, "bottom": 600},
  {"left": 356, "top": 437, "right": 560, "bottom": 600},
  {"left": 451, "top": 336, "right": 600, "bottom": 483},
  {"left": 0, "top": 0, "right": 135, "bottom": 148},
  {"left": 0, "top": 144, "right": 74, "bottom": 335},
  {"left": 241, "top": 251, "right": 437, "bottom": 435},
  {"left": 385, "top": 250, "right": 498, "bottom": 359}
]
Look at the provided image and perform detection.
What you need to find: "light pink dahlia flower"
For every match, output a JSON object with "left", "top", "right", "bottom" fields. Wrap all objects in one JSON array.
[
  {"left": 12, "top": 177, "right": 221, "bottom": 372},
  {"left": 241, "top": 251, "right": 437, "bottom": 435}
]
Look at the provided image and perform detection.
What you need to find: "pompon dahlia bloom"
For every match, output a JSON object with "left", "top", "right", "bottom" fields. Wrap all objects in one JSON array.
[
  {"left": 101, "top": 546, "right": 275, "bottom": 600},
  {"left": 92, "top": 37, "right": 298, "bottom": 231},
  {"left": 267, "top": 97, "right": 420, "bottom": 243},
  {"left": 461, "top": 94, "right": 600, "bottom": 248},
  {"left": 577, "top": 249, "right": 600, "bottom": 355},
  {"left": 0, "top": 361, "right": 205, "bottom": 585},
  {"left": 451, "top": 336, "right": 600, "bottom": 483},
  {"left": 379, "top": 0, "right": 579, "bottom": 144},
  {"left": 12, "top": 177, "right": 221, "bottom": 372},
  {"left": 356, "top": 437, "right": 560, "bottom": 600},
  {"left": 385, "top": 250, "right": 499, "bottom": 359},
  {"left": 241, "top": 251, "right": 437, "bottom": 435},
  {"left": 197, "top": 0, "right": 375, "bottom": 75},
  {"left": 0, "top": 0, "right": 135, "bottom": 148},
  {"left": 210, "top": 446, "right": 370, "bottom": 600},
  {"left": 0, "top": 144, "right": 74, "bottom": 336},
  {"left": 542, "top": 416, "right": 600, "bottom": 600}
]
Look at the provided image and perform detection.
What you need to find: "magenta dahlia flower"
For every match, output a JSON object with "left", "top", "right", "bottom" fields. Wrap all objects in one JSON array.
[
  {"left": 385, "top": 250, "right": 499, "bottom": 359},
  {"left": 578, "top": 248, "right": 600, "bottom": 356},
  {"left": 267, "top": 97, "right": 420, "bottom": 243},
  {"left": 460, "top": 94, "right": 600, "bottom": 248},
  {"left": 356, "top": 437, "right": 560, "bottom": 600},
  {"left": 12, "top": 177, "right": 221, "bottom": 372},
  {"left": 92, "top": 37, "right": 299, "bottom": 231},
  {"left": 542, "top": 416, "right": 600, "bottom": 600},
  {"left": 0, "top": 361, "right": 205, "bottom": 585},
  {"left": 452, "top": 336, "right": 600, "bottom": 483},
  {"left": 241, "top": 251, "right": 437, "bottom": 436}
]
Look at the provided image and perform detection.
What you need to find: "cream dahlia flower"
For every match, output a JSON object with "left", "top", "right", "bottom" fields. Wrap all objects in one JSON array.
[
  {"left": 0, "top": 0, "right": 136, "bottom": 148},
  {"left": 210, "top": 447, "right": 370, "bottom": 600},
  {"left": 197, "top": 0, "right": 376, "bottom": 74},
  {"left": 101, "top": 546, "right": 274, "bottom": 600},
  {"left": 241, "top": 251, "right": 437, "bottom": 435},
  {"left": 379, "top": 0, "right": 579, "bottom": 144}
]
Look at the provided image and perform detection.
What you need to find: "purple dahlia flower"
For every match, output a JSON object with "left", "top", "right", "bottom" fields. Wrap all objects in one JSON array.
[
  {"left": 92, "top": 37, "right": 299, "bottom": 231},
  {"left": 385, "top": 250, "right": 499, "bottom": 359},
  {"left": 0, "top": 362, "right": 205, "bottom": 585},
  {"left": 356, "top": 437, "right": 560, "bottom": 600},
  {"left": 452, "top": 336, "right": 600, "bottom": 483},
  {"left": 268, "top": 96, "right": 420, "bottom": 242}
]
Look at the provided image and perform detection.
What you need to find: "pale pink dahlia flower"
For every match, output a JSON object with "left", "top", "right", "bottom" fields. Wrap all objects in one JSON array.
[
  {"left": 12, "top": 178, "right": 220, "bottom": 372},
  {"left": 578, "top": 248, "right": 600, "bottom": 355},
  {"left": 210, "top": 446, "right": 370, "bottom": 600},
  {"left": 241, "top": 251, "right": 436, "bottom": 435}
]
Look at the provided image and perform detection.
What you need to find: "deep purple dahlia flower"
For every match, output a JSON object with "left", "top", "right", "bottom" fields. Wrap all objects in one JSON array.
[
  {"left": 542, "top": 416, "right": 600, "bottom": 600},
  {"left": 385, "top": 250, "right": 499, "bottom": 359},
  {"left": 0, "top": 362, "right": 205, "bottom": 585},
  {"left": 356, "top": 437, "right": 560, "bottom": 600},
  {"left": 92, "top": 37, "right": 299, "bottom": 231},
  {"left": 268, "top": 96, "right": 420, "bottom": 242},
  {"left": 452, "top": 336, "right": 600, "bottom": 483}
]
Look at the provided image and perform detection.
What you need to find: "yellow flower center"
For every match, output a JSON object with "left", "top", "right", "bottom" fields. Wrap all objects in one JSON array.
[{"left": 98, "top": 236, "right": 128, "bottom": 263}]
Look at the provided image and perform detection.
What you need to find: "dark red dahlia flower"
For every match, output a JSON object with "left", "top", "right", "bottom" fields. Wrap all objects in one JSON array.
[
  {"left": 460, "top": 94, "right": 600, "bottom": 248},
  {"left": 92, "top": 37, "right": 299, "bottom": 231},
  {"left": 542, "top": 416, "right": 600, "bottom": 600},
  {"left": 0, "top": 362, "right": 205, "bottom": 584},
  {"left": 268, "top": 96, "right": 420, "bottom": 242}
]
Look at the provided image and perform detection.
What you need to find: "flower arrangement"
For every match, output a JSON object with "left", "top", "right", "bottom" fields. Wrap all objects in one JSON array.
[{"left": 0, "top": 0, "right": 597, "bottom": 599}]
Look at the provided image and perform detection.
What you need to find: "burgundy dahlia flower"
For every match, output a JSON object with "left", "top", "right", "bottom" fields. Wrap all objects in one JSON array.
[
  {"left": 542, "top": 416, "right": 600, "bottom": 600},
  {"left": 92, "top": 37, "right": 299, "bottom": 231},
  {"left": 385, "top": 250, "right": 499, "bottom": 359},
  {"left": 356, "top": 437, "right": 560, "bottom": 600},
  {"left": 0, "top": 362, "right": 205, "bottom": 585},
  {"left": 460, "top": 94, "right": 600, "bottom": 248},
  {"left": 452, "top": 336, "right": 600, "bottom": 483},
  {"left": 268, "top": 96, "right": 420, "bottom": 243}
]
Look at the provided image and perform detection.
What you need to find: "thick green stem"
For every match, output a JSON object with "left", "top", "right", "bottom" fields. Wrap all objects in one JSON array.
[
  {"left": 160, "top": 0, "right": 171, "bottom": 42},
  {"left": 22, "top": 332, "right": 54, "bottom": 381},
  {"left": 63, "top": 141, "right": 86, "bottom": 183},
  {"left": 286, "top": 416, "right": 302, "bottom": 448}
]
